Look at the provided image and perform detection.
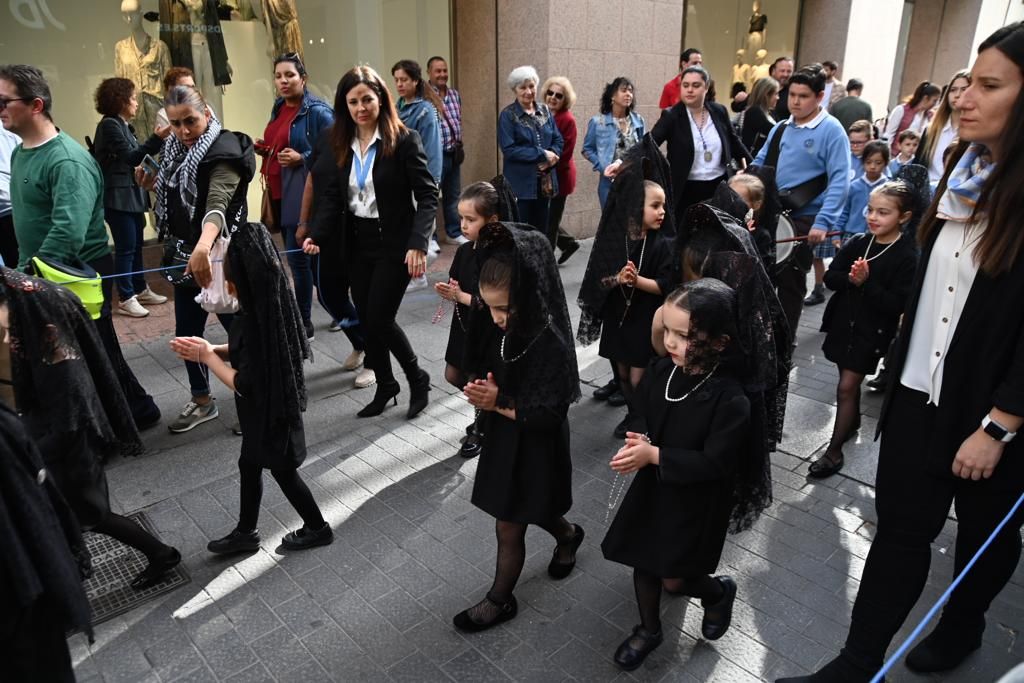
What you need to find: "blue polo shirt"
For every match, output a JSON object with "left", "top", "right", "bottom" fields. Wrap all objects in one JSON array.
[{"left": 754, "top": 107, "right": 851, "bottom": 230}]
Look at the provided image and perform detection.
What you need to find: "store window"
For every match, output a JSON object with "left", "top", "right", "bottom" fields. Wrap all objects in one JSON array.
[
  {"left": 2, "top": 0, "right": 451, "bottom": 226},
  {"left": 684, "top": 0, "right": 801, "bottom": 97}
]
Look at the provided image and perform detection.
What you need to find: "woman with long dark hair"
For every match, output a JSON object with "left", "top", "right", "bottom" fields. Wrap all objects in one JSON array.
[
  {"left": 582, "top": 76, "right": 647, "bottom": 209},
  {"left": 914, "top": 69, "right": 971, "bottom": 187},
  {"left": 302, "top": 65, "right": 438, "bottom": 419},
  {"left": 883, "top": 80, "right": 941, "bottom": 155},
  {"left": 259, "top": 53, "right": 333, "bottom": 340},
  {"left": 778, "top": 22, "right": 1024, "bottom": 683}
]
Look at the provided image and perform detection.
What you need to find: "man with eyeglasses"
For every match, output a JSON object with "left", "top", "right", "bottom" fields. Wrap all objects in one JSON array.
[
  {"left": 0, "top": 63, "right": 161, "bottom": 429},
  {"left": 427, "top": 56, "right": 466, "bottom": 244}
]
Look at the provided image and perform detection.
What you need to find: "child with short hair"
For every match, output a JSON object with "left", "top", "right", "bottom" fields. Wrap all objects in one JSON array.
[
  {"left": 889, "top": 129, "right": 920, "bottom": 176},
  {"left": 847, "top": 119, "right": 874, "bottom": 181},
  {"left": 434, "top": 181, "right": 500, "bottom": 458},
  {"left": 835, "top": 140, "right": 891, "bottom": 249},
  {"left": 810, "top": 182, "right": 919, "bottom": 478},
  {"left": 171, "top": 224, "right": 332, "bottom": 553},
  {"left": 728, "top": 173, "right": 773, "bottom": 267}
]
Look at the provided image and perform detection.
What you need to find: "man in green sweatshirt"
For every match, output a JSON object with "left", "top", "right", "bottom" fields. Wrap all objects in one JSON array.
[{"left": 0, "top": 64, "right": 160, "bottom": 429}]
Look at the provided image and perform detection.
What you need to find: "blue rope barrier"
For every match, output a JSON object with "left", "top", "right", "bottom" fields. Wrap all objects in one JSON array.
[
  {"left": 51, "top": 247, "right": 306, "bottom": 284},
  {"left": 872, "top": 489, "right": 1024, "bottom": 682}
]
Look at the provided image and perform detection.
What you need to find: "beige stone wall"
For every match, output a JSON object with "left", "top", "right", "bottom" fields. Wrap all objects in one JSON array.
[
  {"left": 453, "top": 0, "right": 683, "bottom": 239},
  {"left": 899, "top": 0, "right": 981, "bottom": 102},
  {"left": 794, "top": 0, "right": 851, "bottom": 67}
]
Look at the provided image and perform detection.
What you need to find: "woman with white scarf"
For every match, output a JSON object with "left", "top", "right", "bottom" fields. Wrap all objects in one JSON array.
[{"left": 143, "top": 85, "right": 256, "bottom": 434}]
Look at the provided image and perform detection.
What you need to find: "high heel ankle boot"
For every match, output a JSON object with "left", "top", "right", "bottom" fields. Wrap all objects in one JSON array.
[
  {"left": 357, "top": 381, "right": 400, "bottom": 418},
  {"left": 406, "top": 368, "right": 431, "bottom": 419}
]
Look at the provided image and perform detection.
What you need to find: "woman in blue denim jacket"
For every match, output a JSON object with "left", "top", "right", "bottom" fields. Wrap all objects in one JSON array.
[
  {"left": 582, "top": 77, "right": 647, "bottom": 209},
  {"left": 498, "top": 65, "right": 564, "bottom": 233},
  {"left": 261, "top": 54, "right": 334, "bottom": 338},
  {"left": 392, "top": 60, "right": 443, "bottom": 184}
]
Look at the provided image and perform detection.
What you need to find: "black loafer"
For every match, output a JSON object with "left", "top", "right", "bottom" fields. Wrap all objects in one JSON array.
[
  {"left": 701, "top": 576, "right": 737, "bottom": 640},
  {"left": 593, "top": 379, "right": 618, "bottom": 401},
  {"left": 804, "top": 290, "right": 826, "bottom": 306},
  {"left": 547, "top": 524, "right": 585, "bottom": 579},
  {"left": 459, "top": 433, "right": 482, "bottom": 459},
  {"left": 606, "top": 390, "right": 627, "bottom": 407},
  {"left": 453, "top": 594, "right": 518, "bottom": 632},
  {"left": 613, "top": 625, "right": 663, "bottom": 671},
  {"left": 208, "top": 528, "right": 261, "bottom": 555},
  {"left": 808, "top": 453, "right": 844, "bottom": 479},
  {"left": 557, "top": 241, "right": 580, "bottom": 265},
  {"left": 281, "top": 523, "right": 334, "bottom": 550},
  {"left": 130, "top": 547, "right": 181, "bottom": 590}
]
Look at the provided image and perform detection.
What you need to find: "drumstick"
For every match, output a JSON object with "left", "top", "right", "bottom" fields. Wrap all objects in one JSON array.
[{"left": 775, "top": 231, "right": 843, "bottom": 244}]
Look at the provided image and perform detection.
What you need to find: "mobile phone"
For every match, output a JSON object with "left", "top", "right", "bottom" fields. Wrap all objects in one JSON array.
[{"left": 142, "top": 154, "right": 160, "bottom": 176}]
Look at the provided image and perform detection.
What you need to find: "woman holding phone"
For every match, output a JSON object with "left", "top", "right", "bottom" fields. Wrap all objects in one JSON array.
[{"left": 92, "top": 77, "right": 170, "bottom": 318}]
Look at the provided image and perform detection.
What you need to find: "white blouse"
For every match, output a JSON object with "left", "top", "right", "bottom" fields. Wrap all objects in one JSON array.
[
  {"left": 348, "top": 130, "right": 381, "bottom": 218},
  {"left": 928, "top": 120, "right": 957, "bottom": 185},
  {"left": 687, "top": 108, "right": 725, "bottom": 181},
  {"left": 900, "top": 219, "right": 985, "bottom": 404}
]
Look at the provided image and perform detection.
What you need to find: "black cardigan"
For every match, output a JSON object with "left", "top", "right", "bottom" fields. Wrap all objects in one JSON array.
[
  {"left": 740, "top": 106, "right": 775, "bottom": 156},
  {"left": 651, "top": 101, "right": 751, "bottom": 214},
  {"left": 879, "top": 220, "right": 1024, "bottom": 481},
  {"left": 92, "top": 116, "right": 162, "bottom": 214},
  {"left": 309, "top": 128, "right": 438, "bottom": 258}
]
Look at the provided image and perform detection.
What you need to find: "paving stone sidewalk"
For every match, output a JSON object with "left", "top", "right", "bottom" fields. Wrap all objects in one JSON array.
[{"left": 73, "top": 240, "right": 1024, "bottom": 682}]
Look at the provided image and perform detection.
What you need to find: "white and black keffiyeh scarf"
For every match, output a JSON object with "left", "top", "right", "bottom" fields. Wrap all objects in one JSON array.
[{"left": 155, "top": 114, "right": 223, "bottom": 239}]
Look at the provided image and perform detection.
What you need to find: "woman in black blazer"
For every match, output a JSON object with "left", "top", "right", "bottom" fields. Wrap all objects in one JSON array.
[
  {"left": 92, "top": 78, "right": 170, "bottom": 316},
  {"left": 303, "top": 65, "right": 438, "bottom": 419},
  {"left": 778, "top": 22, "right": 1024, "bottom": 683},
  {"left": 650, "top": 66, "right": 751, "bottom": 231},
  {"left": 739, "top": 76, "right": 780, "bottom": 155}
]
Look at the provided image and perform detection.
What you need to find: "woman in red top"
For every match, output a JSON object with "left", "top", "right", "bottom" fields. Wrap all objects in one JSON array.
[{"left": 542, "top": 76, "right": 581, "bottom": 264}]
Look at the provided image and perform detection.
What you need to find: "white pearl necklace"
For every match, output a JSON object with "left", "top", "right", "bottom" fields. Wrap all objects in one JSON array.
[
  {"left": 665, "top": 363, "right": 719, "bottom": 402},
  {"left": 499, "top": 317, "right": 551, "bottom": 363},
  {"left": 862, "top": 233, "right": 901, "bottom": 263}
]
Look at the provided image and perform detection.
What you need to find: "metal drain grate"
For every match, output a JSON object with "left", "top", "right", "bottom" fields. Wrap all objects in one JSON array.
[{"left": 82, "top": 511, "right": 189, "bottom": 625}]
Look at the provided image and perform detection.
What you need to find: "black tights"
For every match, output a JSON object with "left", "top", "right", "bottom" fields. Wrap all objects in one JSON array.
[
  {"left": 633, "top": 569, "right": 723, "bottom": 635},
  {"left": 444, "top": 364, "right": 466, "bottom": 390},
  {"left": 465, "top": 517, "right": 575, "bottom": 622},
  {"left": 236, "top": 458, "right": 326, "bottom": 532},
  {"left": 615, "top": 363, "right": 646, "bottom": 418},
  {"left": 822, "top": 369, "right": 864, "bottom": 464},
  {"left": 93, "top": 512, "right": 171, "bottom": 561}
]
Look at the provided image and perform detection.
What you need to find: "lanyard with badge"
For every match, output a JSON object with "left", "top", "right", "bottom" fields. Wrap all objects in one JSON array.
[{"left": 354, "top": 142, "right": 377, "bottom": 203}]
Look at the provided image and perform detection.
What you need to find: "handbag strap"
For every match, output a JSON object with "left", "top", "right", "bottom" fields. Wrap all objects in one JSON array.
[{"left": 764, "top": 121, "right": 788, "bottom": 170}]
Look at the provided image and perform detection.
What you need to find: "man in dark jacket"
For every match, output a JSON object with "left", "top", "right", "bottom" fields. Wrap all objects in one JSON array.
[{"left": 830, "top": 78, "right": 874, "bottom": 132}]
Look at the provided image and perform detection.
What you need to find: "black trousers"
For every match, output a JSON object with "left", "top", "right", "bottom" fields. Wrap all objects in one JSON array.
[
  {"left": 237, "top": 457, "right": 325, "bottom": 532},
  {"left": 841, "top": 385, "right": 1024, "bottom": 671},
  {"left": 347, "top": 217, "right": 417, "bottom": 386},
  {"left": 547, "top": 196, "right": 578, "bottom": 251},
  {"left": 0, "top": 213, "right": 18, "bottom": 267},
  {"left": 774, "top": 215, "right": 814, "bottom": 337}
]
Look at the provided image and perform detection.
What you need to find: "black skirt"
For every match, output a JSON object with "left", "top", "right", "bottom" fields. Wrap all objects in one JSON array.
[{"left": 444, "top": 242, "right": 479, "bottom": 369}]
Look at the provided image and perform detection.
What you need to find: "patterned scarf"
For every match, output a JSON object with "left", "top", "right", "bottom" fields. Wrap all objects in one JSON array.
[
  {"left": 155, "top": 113, "right": 223, "bottom": 238},
  {"left": 936, "top": 143, "right": 993, "bottom": 222}
]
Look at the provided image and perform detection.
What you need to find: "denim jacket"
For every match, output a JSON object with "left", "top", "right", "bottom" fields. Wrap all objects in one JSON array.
[
  {"left": 398, "top": 97, "right": 443, "bottom": 182},
  {"left": 270, "top": 90, "right": 334, "bottom": 226},
  {"left": 582, "top": 111, "right": 647, "bottom": 173},
  {"left": 498, "top": 100, "right": 564, "bottom": 200}
]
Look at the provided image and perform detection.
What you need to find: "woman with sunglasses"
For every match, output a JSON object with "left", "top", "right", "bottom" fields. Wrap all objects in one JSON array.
[
  {"left": 540, "top": 75, "right": 581, "bottom": 262},
  {"left": 260, "top": 53, "right": 333, "bottom": 341}
]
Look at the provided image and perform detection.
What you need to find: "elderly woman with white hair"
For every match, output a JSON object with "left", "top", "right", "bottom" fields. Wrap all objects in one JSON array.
[{"left": 498, "top": 65, "right": 564, "bottom": 232}]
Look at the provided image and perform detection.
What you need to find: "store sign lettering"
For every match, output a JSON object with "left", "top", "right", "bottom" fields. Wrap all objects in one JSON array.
[
  {"left": 160, "top": 23, "right": 223, "bottom": 34},
  {"left": 9, "top": 0, "right": 66, "bottom": 31}
]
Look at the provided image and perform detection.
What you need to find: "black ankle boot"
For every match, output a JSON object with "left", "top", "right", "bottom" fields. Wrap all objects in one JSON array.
[
  {"left": 357, "top": 381, "right": 400, "bottom": 418},
  {"left": 905, "top": 614, "right": 984, "bottom": 672},
  {"left": 775, "top": 654, "right": 879, "bottom": 682},
  {"left": 406, "top": 368, "right": 431, "bottom": 419}
]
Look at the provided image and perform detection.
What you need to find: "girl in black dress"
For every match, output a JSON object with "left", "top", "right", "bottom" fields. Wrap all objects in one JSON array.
[
  {"left": 434, "top": 182, "right": 499, "bottom": 458},
  {"left": 602, "top": 279, "right": 751, "bottom": 671},
  {"left": 453, "top": 224, "right": 582, "bottom": 632},
  {"left": 171, "top": 223, "right": 332, "bottom": 553},
  {"left": 809, "top": 182, "right": 920, "bottom": 478}
]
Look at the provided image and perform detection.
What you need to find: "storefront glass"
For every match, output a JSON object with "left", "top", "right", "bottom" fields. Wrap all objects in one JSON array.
[{"left": 684, "top": 0, "right": 801, "bottom": 96}]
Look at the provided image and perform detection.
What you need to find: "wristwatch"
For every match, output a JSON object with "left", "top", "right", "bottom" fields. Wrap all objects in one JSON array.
[{"left": 981, "top": 415, "right": 1017, "bottom": 443}]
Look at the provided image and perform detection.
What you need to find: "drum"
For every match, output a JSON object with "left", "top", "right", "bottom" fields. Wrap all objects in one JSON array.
[{"left": 775, "top": 213, "right": 797, "bottom": 266}]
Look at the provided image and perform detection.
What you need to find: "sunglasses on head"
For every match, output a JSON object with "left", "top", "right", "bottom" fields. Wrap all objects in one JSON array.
[{"left": 546, "top": 90, "right": 564, "bottom": 100}]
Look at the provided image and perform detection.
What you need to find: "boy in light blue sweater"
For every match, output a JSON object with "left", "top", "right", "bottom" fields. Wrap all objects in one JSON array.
[{"left": 753, "top": 66, "right": 850, "bottom": 332}]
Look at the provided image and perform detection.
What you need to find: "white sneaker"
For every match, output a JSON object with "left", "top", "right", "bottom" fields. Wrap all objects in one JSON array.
[
  {"left": 354, "top": 368, "right": 376, "bottom": 388},
  {"left": 407, "top": 275, "right": 429, "bottom": 291},
  {"left": 454, "top": 234, "right": 471, "bottom": 245},
  {"left": 342, "top": 349, "right": 365, "bottom": 371},
  {"left": 117, "top": 295, "right": 150, "bottom": 318},
  {"left": 136, "top": 287, "right": 168, "bottom": 305}
]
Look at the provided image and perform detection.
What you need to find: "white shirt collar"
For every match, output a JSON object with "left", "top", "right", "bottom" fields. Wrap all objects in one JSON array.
[
  {"left": 787, "top": 106, "right": 829, "bottom": 129},
  {"left": 350, "top": 129, "right": 382, "bottom": 156},
  {"left": 859, "top": 174, "right": 887, "bottom": 187}
]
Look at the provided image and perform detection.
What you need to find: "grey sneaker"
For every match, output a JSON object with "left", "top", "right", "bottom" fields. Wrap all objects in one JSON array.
[{"left": 168, "top": 399, "right": 219, "bottom": 433}]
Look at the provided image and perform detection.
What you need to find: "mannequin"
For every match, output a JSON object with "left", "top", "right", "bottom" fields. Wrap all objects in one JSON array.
[
  {"left": 732, "top": 49, "right": 751, "bottom": 89},
  {"left": 114, "top": 0, "right": 171, "bottom": 138},
  {"left": 747, "top": 0, "right": 767, "bottom": 54},
  {"left": 750, "top": 49, "right": 770, "bottom": 83},
  {"left": 248, "top": 0, "right": 304, "bottom": 60},
  {"left": 159, "top": 0, "right": 232, "bottom": 120}
]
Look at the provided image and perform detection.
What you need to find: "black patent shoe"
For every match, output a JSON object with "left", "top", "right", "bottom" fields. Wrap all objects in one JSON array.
[
  {"left": 357, "top": 381, "right": 401, "bottom": 418},
  {"left": 701, "top": 576, "right": 737, "bottom": 640},
  {"left": 808, "top": 451, "right": 844, "bottom": 479},
  {"left": 130, "top": 547, "right": 181, "bottom": 589},
  {"left": 547, "top": 524, "right": 585, "bottom": 579},
  {"left": 804, "top": 289, "right": 826, "bottom": 306},
  {"left": 407, "top": 369, "right": 431, "bottom": 419},
  {"left": 208, "top": 528, "right": 261, "bottom": 555},
  {"left": 453, "top": 593, "right": 518, "bottom": 632},
  {"left": 593, "top": 378, "right": 618, "bottom": 401},
  {"left": 557, "top": 240, "right": 580, "bottom": 265},
  {"left": 281, "top": 523, "right": 334, "bottom": 550},
  {"left": 865, "top": 371, "right": 889, "bottom": 391},
  {"left": 460, "top": 432, "right": 482, "bottom": 458},
  {"left": 613, "top": 625, "right": 663, "bottom": 671},
  {"left": 607, "top": 390, "right": 627, "bottom": 407}
]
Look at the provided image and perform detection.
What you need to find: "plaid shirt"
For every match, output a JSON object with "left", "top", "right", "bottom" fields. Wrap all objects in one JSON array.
[{"left": 431, "top": 85, "right": 462, "bottom": 151}]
